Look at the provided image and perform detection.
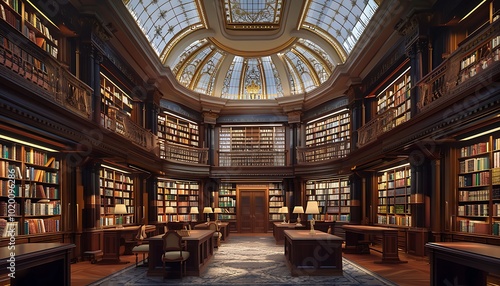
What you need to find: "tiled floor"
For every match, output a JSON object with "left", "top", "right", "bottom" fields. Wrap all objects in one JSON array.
[{"left": 71, "top": 233, "right": 430, "bottom": 286}]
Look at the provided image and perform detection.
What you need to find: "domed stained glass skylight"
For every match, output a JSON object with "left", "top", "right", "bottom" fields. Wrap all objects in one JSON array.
[{"left": 123, "top": 0, "right": 379, "bottom": 99}]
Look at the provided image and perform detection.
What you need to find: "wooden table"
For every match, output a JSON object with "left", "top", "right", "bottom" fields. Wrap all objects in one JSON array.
[
  {"left": 0, "top": 243, "right": 74, "bottom": 285},
  {"left": 100, "top": 225, "right": 156, "bottom": 264},
  {"left": 194, "top": 222, "right": 230, "bottom": 241},
  {"left": 426, "top": 242, "right": 500, "bottom": 286},
  {"left": 147, "top": 229, "right": 215, "bottom": 276},
  {"left": 273, "top": 222, "right": 306, "bottom": 244},
  {"left": 342, "top": 224, "right": 407, "bottom": 264},
  {"left": 284, "top": 230, "right": 343, "bottom": 276}
]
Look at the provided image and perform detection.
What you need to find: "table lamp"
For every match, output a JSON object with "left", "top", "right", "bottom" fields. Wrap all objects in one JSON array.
[
  {"left": 114, "top": 204, "right": 127, "bottom": 228},
  {"left": 190, "top": 207, "right": 199, "bottom": 222},
  {"left": 293, "top": 206, "right": 304, "bottom": 226},
  {"left": 305, "top": 201, "right": 320, "bottom": 234},
  {"left": 279, "top": 206, "right": 288, "bottom": 224},
  {"left": 213, "top": 207, "right": 222, "bottom": 223},
  {"left": 165, "top": 206, "right": 175, "bottom": 223},
  {"left": 203, "top": 207, "right": 213, "bottom": 223}
]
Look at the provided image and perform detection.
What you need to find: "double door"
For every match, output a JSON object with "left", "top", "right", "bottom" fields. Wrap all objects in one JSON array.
[{"left": 237, "top": 189, "right": 267, "bottom": 233}]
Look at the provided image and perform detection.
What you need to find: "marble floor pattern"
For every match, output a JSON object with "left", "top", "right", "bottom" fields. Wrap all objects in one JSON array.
[{"left": 90, "top": 235, "right": 398, "bottom": 286}]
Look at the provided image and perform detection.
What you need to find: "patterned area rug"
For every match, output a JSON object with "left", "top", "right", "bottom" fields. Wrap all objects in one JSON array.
[{"left": 91, "top": 236, "right": 397, "bottom": 286}]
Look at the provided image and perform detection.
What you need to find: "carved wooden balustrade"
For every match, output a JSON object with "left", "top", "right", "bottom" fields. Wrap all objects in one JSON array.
[
  {"left": 296, "top": 141, "right": 351, "bottom": 163},
  {"left": 159, "top": 140, "right": 208, "bottom": 164},
  {"left": 357, "top": 108, "right": 397, "bottom": 148},
  {"left": 218, "top": 150, "right": 286, "bottom": 167}
]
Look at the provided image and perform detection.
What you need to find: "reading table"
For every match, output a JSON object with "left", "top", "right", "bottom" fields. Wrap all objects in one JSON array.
[{"left": 284, "top": 229, "right": 343, "bottom": 276}]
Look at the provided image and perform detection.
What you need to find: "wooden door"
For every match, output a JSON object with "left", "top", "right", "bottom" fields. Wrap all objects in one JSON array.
[{"left": 238, "top": 190, "right": 267, "bottom": 233}]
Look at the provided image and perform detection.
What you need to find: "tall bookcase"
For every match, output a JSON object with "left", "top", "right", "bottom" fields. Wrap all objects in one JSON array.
[
  {"left": 268, "top": 182, "right": 284, "bottom": 221},
  {"left": 99, "top": 165, "right": 134, "bottom": 227},
  {"left": 0, "top": 0, "right": 59, "bottom": 90},
  {"left": 0, "top": 136, "right": 62, "bottom": 237},
  {"left": 456, "top": 135, "right": 500, "bottom": 236},
  {"left": 305, "top": 111, "right": 350, "bottom": 147},
  {"left": 156, "top": 179, "right": 199, "bottom": 222},
  {"left": 305, "top": 177, "right": 351, "bottom": 222},
  {"left": 0, "top": 0, "right": 59, "bottom": 59},
  {"left": 376, "top": 163, "right": 412, "bottom": 226},
  {"left": 217, "top": 183, "right": 236, "bottom": 220},
  {"left": 218, "top": 125, "right": 286, "bottom": 166},
  {"left": 100, "top": 72, "right": 133, "bottom": 131},
  {"left": 376, "top": 67, "right": 411, "bottom": 127},
  {"left": 157, "top": 112, "right": 199, "bottom": 148}
]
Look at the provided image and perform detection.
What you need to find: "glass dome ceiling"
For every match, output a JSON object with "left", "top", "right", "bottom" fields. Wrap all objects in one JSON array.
[{"left": 124, "top": 0, "right": 378, "bottom": 100}]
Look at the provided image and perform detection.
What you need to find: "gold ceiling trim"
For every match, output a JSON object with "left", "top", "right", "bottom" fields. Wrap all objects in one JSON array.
[{"left": 209, "top": 37, "right": 297, "bottom": 57}]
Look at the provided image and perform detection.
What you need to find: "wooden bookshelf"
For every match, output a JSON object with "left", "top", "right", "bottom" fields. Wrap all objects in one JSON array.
[
  {"left": 99, "top": 72, "right": 133, "bottom": 130},
  {"left": 456, "top": 135, "right": 500, "bottom": 236},
  {"left": 157, "top": 112, "right": 199, "bottom": 148},
  {"left": 0, "top": 0, "right": 59, "bottom": 91},
  {"left": 218, "top": 125, "right": 286, "bottom": 166},
  {"left": 156, "top": 179, "right": 199, "bottom": 222},
  {"left": 99, "top": 165, "right": 134, "bottom": 227},
  {"left": 376, "top": 67, "right": 411, "bottom": 127},
  {"left": 305, "top": 111, "right": 350, "bottom": 147},
  {"left": 217, "top": 183, "right": 236, "bottom": 221},
  {"left": 0, "top": 136, "right": 61, "bottom": 236},
  {"left": 305, "top": 177, "right": 351, "bottom": 222},
  {"left": 0, "top": 0, "right": 59, "bottom": 59},
  {"left": 268, "top": 182, "right": 284, "bottom": 221},
  {"left": 376, "top": 163, "right": 412, "bottom": 227}
]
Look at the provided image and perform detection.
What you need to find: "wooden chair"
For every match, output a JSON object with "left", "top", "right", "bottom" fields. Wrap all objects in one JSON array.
[
  {"left": 162, "top": 230, "right": 190, "bottom": 278},
  {"left": 208, "top": 222, "right": 221, "bottom": 248},
  {"left": 131, "top": 225, "right": 149, "bottom": 267}
]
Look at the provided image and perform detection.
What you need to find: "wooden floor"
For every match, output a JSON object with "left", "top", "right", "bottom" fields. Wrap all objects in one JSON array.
[{"left": 71, "top": 232, "right": 430, "bottom": 286}]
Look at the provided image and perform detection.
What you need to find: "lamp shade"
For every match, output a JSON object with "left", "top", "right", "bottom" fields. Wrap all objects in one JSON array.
[
  {"left": 305, "top": 201, "right": 320, "bottom": 214},
  {"left": 292, "top": 206, "right": 304, "bottom": 214},
  {"left": 279, "top": 206, "right": 288, "bottom": 213},
  {"left": 165, "top": 206, "right": 175, "bottom": 214},
  {"left": 190, "top": 207, "right": 199, "bottom": 214},
  {"left": 114, "top": 204, "right": 127, "bottom": 214},
  {"left": 203, "top": 207, "right": 213, "bottom": 214},
  {"left": 213, "top": 207, "right": 222, "bottom": 214}
]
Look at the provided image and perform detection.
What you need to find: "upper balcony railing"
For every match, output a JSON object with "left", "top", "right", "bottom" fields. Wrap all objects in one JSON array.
[
  {"left": 159, "top": 140, "right": 208, "bottom": 164},
  {"left": 357, "top": 108, "right": 397, "bottom": 148},
  {"left": 358, "top": 19, "right": 500, "bottom": 148},
  {"left": 218, "top": 150, "right": 286, "bottom": 167},
  {"left": 296, "top": 141, "right": 351, "bottom": 163},
  {"left": 0, "top": 23, "right": 159, "bottom": 152},
  {"left": 418, "top": 19, "right": 500, "bottom": 111}
]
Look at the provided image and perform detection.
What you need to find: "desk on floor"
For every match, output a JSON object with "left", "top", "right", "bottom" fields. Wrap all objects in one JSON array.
[
  {"left": 342, "top": 224, "right": 407, "bottom": 264},
  {"left": 0, "top": 243, "right": 74, "bottom": 285},
  {"left": 426, "top": 242, "right": 500, "bottom": 286},
  {"left": 284, "top": 229, "right": 343, "bottom": 276},
  {"left": 273, "top": 222, "right": 307, "bottom": 245},
  {"left": 147, "top": 229, "right": 215, "bottom": 276}
]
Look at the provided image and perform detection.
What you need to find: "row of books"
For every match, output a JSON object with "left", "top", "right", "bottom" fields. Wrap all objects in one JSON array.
[
  {"left": 0, "top": 219, "right": 18, "bottom": 237},
  {"left": 24, "top": 199, "right": 61, "bottom": 215},
  {"left": 24, "top": 218, "right": 60, "bottom": 234},
  {"left": 458, "top": 204, "right": 489, "bottom": 216},
  {"left": 459, "top": 189, "right": 490, "bottom": 202},
  {"left": 459, "top": 157, "right": 490, "bottom": 173},
  {"left": 458, "top": 171, "right": 490, "bottom": 187}
]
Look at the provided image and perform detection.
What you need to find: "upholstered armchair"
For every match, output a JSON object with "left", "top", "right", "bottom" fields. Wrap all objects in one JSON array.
[{"left": 161, "top": 230, "right": 190, "bottom": 278}]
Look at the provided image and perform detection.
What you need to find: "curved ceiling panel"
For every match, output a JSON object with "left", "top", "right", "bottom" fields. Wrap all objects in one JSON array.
[{"left": 124, "top": 0, "right": 379, "bottom": 100}]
